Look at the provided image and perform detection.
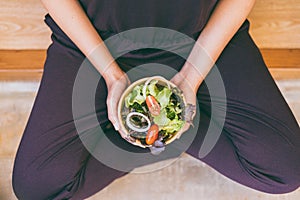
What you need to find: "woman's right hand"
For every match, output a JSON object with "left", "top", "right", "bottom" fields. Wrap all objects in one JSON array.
[{"left": 103, "top": 65, "right": 130, "bottom": 137}]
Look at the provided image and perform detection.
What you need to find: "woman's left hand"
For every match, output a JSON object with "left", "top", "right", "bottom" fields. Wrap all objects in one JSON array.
[{"left": 170, "top": 68, "right": 200, "bottom": 136}]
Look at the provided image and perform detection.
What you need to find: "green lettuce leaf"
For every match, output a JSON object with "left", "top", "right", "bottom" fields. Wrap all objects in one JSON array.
[
  {"left": 147, "top": 80, "right": 159, "bottom": 97},
  {"left": 166, "top": 106, "right": 177, "bottom": 120},
  {"left": 154, "top": 108, "right": 184, "bottom": 134},
  {"left": 125, "top": 85, "right": 145, "bottom": 107},
  {"left": 153, "top": 108, "right": 171, "bottom": 126},
  {"left": 161, "top": 119, "right": 185, "bottom": 133},
  {"left": 155, "top": 87, "right": 172, "bottom": 108}
]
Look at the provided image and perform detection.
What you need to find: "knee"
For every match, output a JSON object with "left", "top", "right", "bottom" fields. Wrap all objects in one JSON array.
[
  {"left": 275, "top": 166, "right": 300, "bottom": 194},
  {"left": 264, "top": 131, "right": 300, "bottom": 194},
  {"left": 12, "top": 164, "right": 48, "bottom": 200},
  {"left": 268, "top": 181, "right": 300, "bottom": 194},
  {"left": 248, "top": 168, "right": 300, "bottom": 194},
  {"left": 259, "top": 153, "right": 300, "bottom": 194},
  {"left": 275, "top": 144, "right": 300, "bottom": 193},
  {"left": 244, "top": 142, "right": 300, "bottom": 194},
  {"left": 12, "top": 163, "right": 74, "bottom": 200},
  {"left": 12, "top": 160, "right": 85, "bottom": 200},
  {"left": 13, "top": 167, "right": 35, "bottom": 200}
]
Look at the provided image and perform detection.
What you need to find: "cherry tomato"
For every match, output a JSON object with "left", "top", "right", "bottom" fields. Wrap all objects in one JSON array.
[
  {"left": 146, "top": 95, "right": 160, "bottom": 116},
  {"left": 146, "top": 124, "right": 159, "bottom": 145}
]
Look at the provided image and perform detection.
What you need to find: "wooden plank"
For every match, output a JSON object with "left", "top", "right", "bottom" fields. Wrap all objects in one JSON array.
[
  {"left": 1, "top": 68, "right": 299, "bottom": 82},
  {"left": 269, "top": 68, "right": 300, "bottom": 80},
  {"left": 0, "top": 0, "right": 300, "bottom": 49},
  {"left": 0, "top": 50, "right": 45, "bottom": 81},
  {"left": 1, "top": 49, "right": 299, "bottom": 71},
  {"left": 260, "top": 49, "right": 300, "bottom": 68},
  {"left": 248, "top": 0, "right": 300, "bottom": 48},
  {"left": 1, "top": 49, "right": 300, "bottom": 81},
  {"left": 0, "top": 0, "right": 51, "bottom": 49},
  {"left": 0, "top": 71, "right": 42, "bottom": 81},
  {"left": 0, "top": 50, "right": 46, "bottom": 70}
]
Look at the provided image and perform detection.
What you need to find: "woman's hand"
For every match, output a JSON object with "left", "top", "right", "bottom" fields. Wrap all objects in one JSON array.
[
  {"left": 170, "top": 62, "right": 201, "bottom": 135},
  {"left": 103, "top": 65, "right": 130, "bottom": 137}
]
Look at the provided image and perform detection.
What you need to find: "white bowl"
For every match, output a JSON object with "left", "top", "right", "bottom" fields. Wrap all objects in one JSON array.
[{"left": 117, "top": 76, "right": 187, "bottom": 148}]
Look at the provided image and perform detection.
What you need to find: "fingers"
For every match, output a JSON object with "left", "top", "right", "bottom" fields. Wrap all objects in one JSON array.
[
  {"left": 107, "top": 95, "right": 119, "bottom": 130},
  {"left": 176, "top": 122, "right": 191, "bottom": 139},
  {"left": 170, "top": 72, "right": 197, "bottom": 137},
  {"left": 106, "top": 75, "right": 130, "bottom": 136},
  {"left": 107, "top": 98, "right": 127, "bottom": 137}
]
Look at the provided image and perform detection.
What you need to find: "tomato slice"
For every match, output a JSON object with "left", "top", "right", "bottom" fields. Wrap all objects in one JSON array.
[
  {"left": 146, "top": 124, "right": 159, "bottom": 145},
  {"left": 146, "top": 95, "right": 160, "bottom": 116}
]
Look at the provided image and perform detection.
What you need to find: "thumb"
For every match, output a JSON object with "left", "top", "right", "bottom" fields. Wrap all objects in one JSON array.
[{"left": 106, "top": 93, "right": 120, "bottom": 131}]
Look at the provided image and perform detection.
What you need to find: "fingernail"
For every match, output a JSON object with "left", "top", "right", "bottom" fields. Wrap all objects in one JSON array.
[{"left": 114, "top": 124, "right": 119, "bottom": 131}]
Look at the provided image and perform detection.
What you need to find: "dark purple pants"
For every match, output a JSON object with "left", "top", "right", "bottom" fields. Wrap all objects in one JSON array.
[{"left": 12, "top": 20, "right": 300, "bottom": 199}]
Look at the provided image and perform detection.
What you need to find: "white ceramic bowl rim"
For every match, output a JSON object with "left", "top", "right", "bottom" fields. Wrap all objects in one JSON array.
[{"left": 117, "top": 76, "right": 187, "bottom": 148}]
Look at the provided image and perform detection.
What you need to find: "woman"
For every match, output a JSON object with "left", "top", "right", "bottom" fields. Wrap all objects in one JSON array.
[{"left": 13, "top": 0, "right": 300, "bottom": 199}]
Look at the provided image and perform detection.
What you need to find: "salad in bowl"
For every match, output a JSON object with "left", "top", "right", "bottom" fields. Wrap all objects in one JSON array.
[{"left": 117, "top": 76, "right": 188, "bottom": 154}]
